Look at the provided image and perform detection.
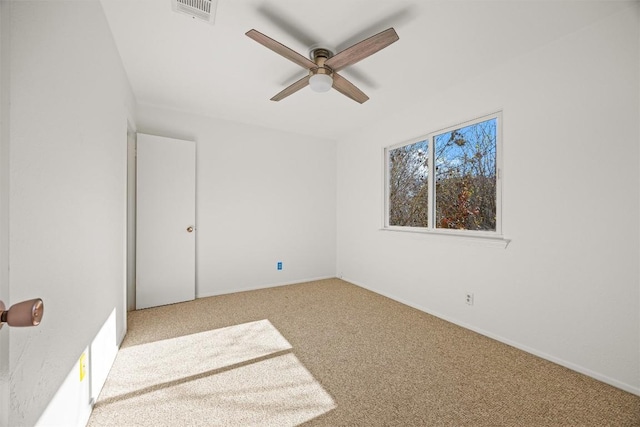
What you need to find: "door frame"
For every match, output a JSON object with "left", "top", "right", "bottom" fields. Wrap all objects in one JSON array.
[
  {"left": 126, "top": 126, "right": 136, "bottom": 312},
  {"left": 0, "top": 1, "right": 11, "bottom": 424}
]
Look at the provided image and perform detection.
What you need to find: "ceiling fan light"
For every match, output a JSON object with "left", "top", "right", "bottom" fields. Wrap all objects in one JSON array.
[{"left": 309, "top": 74, "right": 333, "bottom": 93}]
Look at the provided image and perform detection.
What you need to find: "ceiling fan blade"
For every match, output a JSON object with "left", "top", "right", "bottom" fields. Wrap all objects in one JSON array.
[
  {"left": 271, "top": 75, "right": 311, "bottom": 101},
  {"left": 246, "top": 29, "right": 317, "bottom": 70},
  {"left": 332, "top": 73, "right": 369, "bottom": 104},
  {"left": 325, "top": 28, "right": 399, "bottom": 72}
]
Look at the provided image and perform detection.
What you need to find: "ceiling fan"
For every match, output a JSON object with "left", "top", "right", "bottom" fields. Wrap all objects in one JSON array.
[{"left": 246, "top": 27, "right": 399, "bottom": 104}]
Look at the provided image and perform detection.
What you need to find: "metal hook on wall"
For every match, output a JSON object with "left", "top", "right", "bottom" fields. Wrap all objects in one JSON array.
[{"left": 0, "top": 298, "right": 44, "bottom": 329}]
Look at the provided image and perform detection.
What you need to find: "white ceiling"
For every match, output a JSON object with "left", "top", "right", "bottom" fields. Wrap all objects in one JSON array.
[{"left": 100, "top": 0, "right": 626, "bottom": 141}]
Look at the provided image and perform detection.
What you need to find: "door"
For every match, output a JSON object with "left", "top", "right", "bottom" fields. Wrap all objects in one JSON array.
[{"left": 136, "top": 133, "right": 195, "bottom": 309}]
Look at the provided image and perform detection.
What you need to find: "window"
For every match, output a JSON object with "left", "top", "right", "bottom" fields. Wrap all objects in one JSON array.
[{"left": 385, "top": 113, "right": 501, "bottom": 236}]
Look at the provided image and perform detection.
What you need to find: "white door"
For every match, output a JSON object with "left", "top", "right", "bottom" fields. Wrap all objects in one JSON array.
[{"left": 136, "top": 133, "right": 196, "bottom": 309}]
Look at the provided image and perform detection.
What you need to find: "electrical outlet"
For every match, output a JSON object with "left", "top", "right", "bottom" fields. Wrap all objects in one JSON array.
[
  {"left": 277, "top": 261, "right": 283, "bottom": 271},
  {"left": 465, "top": 292, "right": 474, "bottom": 306}
]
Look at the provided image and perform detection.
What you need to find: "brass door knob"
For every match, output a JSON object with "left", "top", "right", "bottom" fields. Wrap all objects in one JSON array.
[
  {"left": 187, "top": 226, "right": 194, "bottom": 233},
  {"left": 0, "top": 298, "right": 44, "bottom": 329}
]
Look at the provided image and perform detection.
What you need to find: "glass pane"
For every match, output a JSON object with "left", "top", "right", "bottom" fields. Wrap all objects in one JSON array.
[
  {"left": 388, "top": 140, "right": 429, "bottom": 227},
  {"left": 434, "top": 118, "right": 497, "bottom": 231}
]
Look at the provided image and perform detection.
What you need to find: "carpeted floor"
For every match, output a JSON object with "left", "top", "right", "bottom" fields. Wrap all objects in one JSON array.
[{"left": 88, "top": 278, "right": 640, "bottom": 426}]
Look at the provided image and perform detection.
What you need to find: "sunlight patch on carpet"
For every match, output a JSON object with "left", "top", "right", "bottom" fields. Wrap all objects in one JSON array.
[{"left": 90, "top": 320, "right": 336, "bottom": 426}]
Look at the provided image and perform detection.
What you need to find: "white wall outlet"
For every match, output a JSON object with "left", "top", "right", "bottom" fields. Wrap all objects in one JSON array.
[{"left": 465, "top": 292, "right": 474, "bottom": 306}]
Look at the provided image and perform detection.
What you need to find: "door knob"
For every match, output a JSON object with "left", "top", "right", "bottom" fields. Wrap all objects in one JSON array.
[
  {"left": 186, "top": 226, "right": 194, "bottom": 233},
  {"left": 0, "top": 298, "right": 44, "bottom": 329}
]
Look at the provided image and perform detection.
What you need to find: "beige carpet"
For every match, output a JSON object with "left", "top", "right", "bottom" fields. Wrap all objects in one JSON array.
[{"left": 88, "top": 278, "right": 640, "bottom": 426}]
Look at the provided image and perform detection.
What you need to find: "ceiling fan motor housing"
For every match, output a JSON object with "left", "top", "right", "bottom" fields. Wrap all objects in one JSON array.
[{"left": 310, "top": 48, "right": 334, "bottom": 76}]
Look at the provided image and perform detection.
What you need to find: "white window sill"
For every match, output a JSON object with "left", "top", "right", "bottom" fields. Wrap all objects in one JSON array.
[{"left": 380, "top": 227, "right": 510, "bottom": 248}]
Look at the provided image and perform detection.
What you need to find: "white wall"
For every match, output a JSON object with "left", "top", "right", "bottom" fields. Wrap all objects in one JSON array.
[
  {"left": 0, "top": 2, "right": 11, "bottom": 426},
  {"left": 6, "top": 1, "right": 135, "bottom": 425},
  {"left": 136, "top": 105, "right": 337, "bottom": 297},
  {"left": 337, "top": 3, "right": 640, "bottom": 394},
  {"left": 35, "top": 308, "right": 118, "bottom": 427}
]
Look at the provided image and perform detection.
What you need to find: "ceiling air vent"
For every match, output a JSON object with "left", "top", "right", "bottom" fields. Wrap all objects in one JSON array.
[{"left": 172, "top": 0, "right": 217, "bottom": 24}]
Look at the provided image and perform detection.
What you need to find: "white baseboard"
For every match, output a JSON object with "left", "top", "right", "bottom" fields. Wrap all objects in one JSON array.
[
  {"left": 196, "top": 276, "right": 336, "bottom": 299},
  {"left": 342, "top": 277, "right": 640, "bottom": 397}
]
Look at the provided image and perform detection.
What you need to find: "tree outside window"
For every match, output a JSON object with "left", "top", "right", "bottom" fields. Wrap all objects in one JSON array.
[{"left": 387, "top": 114, "right": 500, "bottom": 234}]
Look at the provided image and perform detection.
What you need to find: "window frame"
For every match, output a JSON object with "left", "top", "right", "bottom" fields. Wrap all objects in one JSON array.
[{"left": 383, "top": 112, "right": 503, "bottom": 239}]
